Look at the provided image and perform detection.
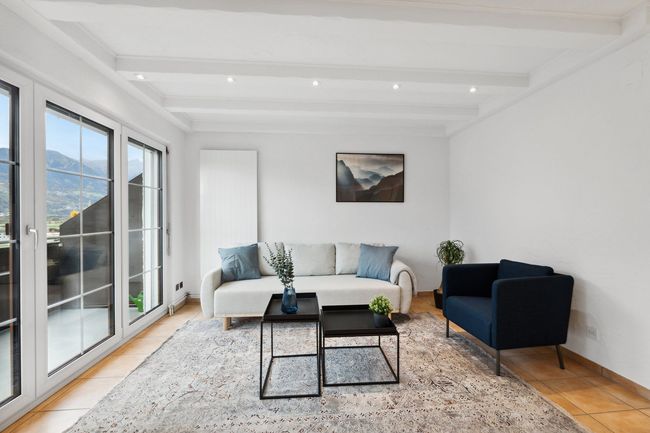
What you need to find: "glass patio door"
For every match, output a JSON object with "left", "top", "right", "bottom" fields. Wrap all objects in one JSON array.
[
  {"left": 0, "top": 80, "right": 20, "bottom": 406},
  {"left": 126, "top": 137, "right": 164, "bottom": 324}
]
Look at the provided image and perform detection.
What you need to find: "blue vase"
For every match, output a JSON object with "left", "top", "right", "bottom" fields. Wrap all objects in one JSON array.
[{"left": 281, "top": 286, "right": 298, "bottom": 314}]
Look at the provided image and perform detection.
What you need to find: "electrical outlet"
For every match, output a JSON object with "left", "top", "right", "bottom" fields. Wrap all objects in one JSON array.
[{"left": 586, "top": 325, "right": 598, "bottom": 340}]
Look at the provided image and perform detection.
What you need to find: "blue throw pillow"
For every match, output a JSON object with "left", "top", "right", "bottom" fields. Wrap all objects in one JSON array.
[
  {"left": 218, "top": 244, "right": 261, "bottom": 282},
  {"left": 357, "top": 244, "right": 398, "bottom": 282}
]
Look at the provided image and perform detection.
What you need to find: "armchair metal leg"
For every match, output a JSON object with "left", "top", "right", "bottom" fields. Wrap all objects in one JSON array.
[
  {"left": 556, "top": 345, "right": 565, "bottom": 369},
  {"left": 496, "top": 350, "right": 501, "bottom": 376},
  {"left": 445, "top": 319, "right": 449, "bottom": 338}
]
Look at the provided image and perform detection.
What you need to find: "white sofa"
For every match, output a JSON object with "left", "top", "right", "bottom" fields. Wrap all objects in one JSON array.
[{"left": 200, "top": 242, "right": 417, "bottom": 329}]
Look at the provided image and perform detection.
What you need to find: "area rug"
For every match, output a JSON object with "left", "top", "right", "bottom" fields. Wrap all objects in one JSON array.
[{"left": 66, "top": 314, "right": 587, "bottom": 433}]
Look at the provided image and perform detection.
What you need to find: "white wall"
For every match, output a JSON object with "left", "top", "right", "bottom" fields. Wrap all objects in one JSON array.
[
  {"left": 450, "top": 34, "right": 650, "bottom": 389},
  {"left": 185, "top": 132, "right": 449, "bottom": 295},
  {"left": 0, "top": 4, "right": 187, "bottom": 301}
]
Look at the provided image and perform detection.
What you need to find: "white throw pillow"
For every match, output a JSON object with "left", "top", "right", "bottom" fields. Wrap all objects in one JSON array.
[
  {"left": 285, "top": 243, "right": 335, "bottom": 276},
  {"left": 257, "top": 242, "right": 284, "bottom": 276},
  {"left": 335, "top": 242, "right": 360, "bottom": 275}
]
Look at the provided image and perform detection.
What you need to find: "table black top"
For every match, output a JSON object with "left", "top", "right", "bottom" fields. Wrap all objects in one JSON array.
[
  {"left": 321, "top": 304, "right": 398, "bottom": 337},
  {"left": 262, "top": 292, "right": 320, "bottom": 322}
]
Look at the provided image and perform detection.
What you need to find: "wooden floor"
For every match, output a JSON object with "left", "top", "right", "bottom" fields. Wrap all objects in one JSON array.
[{"left": 4, "top": 294, "right": 650, "bottom": 433}]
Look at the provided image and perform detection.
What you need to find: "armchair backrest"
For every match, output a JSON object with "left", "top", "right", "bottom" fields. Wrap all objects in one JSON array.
[{"left": 497, "top": 259, "right": 553, "bottom": 280}]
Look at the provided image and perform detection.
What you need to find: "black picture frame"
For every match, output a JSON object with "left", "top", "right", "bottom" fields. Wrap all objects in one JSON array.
[{"left": 336, "top": 152, "right": 404, "bottom": 203}]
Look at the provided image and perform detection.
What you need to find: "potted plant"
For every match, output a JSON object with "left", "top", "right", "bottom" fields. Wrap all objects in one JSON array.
[
  {"left": 264, "top": 243, "right": 298, "bottom": 314},
  {"left": 129, "top": 291, "right": 144, "bottom": 313},
  {"left": 434, "top": 240, "right": 465, "bottom": 309},
  {"left": 369, "top": 295, "right": 393, "bottom": 327}
]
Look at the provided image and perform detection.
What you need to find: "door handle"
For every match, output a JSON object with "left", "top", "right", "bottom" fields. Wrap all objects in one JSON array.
[{"left": 25, "top": 225, "right": 38, "bottom": 250}]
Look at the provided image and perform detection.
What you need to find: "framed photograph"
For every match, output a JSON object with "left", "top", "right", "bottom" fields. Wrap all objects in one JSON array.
[{"left": 336, "top": 153, "right": 404, "bottom": 202}]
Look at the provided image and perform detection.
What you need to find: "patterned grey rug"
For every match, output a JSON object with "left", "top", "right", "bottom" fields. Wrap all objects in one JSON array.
[{"left": 67, "top": 314, "right": 587, "bottom": 433}]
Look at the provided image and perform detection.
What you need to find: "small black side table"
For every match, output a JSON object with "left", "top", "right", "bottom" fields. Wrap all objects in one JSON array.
[
  {"left": 320, "top": 304, "right": 400, "bottom": 386},
  {"left": 259, "top": 292, "right": 321, "bottom": 399}
]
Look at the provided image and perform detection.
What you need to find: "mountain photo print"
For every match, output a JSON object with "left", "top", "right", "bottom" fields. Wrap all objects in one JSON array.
[{"left": 336, "top": 153, "right": 404, "bottom": 202}]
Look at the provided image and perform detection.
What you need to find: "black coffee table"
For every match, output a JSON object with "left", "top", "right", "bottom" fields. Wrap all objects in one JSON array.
[
  {"left": 259, "top": 292, "right": 321, "bottom": 399},
  {"left": 320, "top": 305, "right": 400, "bottom": 386}
]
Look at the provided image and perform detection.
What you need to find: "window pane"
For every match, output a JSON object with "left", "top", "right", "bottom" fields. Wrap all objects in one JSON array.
[
  {"left": 0, "top": 163, "right": 14, "bottom": 240},
  {"left": 82, "top": 287, "right": 112, "bottom": 350},
  {"left": 46, "top": 109, "right": 81, "bottom": 171},
  {"left": 128, "top": 274, "right": 143, "bottom": 323},
  {"left": 82, "top": 234, "right": 112, "bottom": 292},
  {"left": 47, "top": 171, "right": 81, "bottom": 237},
  {"left": 48, "top": 298, "right": 82, "bottom": 372},
  {"left": 0, "top": 243, "right": 17, "bottom": 324},
  {"left": 127, "top": 143, "right": 143, "bottom": 184},
  {"left": 143, "top": 188, "right": 159, "bottom": 229},
  {"left": 144, "top": 229, "right": 159, "bottom": 272},
  {"left": 81, "top": 124, "right": 109, "bottom": 179},
  {"left": 144, "top": 268, "right": 161, "bottom": 313},
  {"left": 128, "top": 185, "right": 142, "bottom": 230},
  {"left": 143, "top": 147, "right": 159, "bottom": 187},
  {"left": 0, "top": 88, "right": 10, "bottom": 158},
  {"left": 47, "top": 237, "right": 81, "bottom": 305},
  {"left": 0, "top": 325, "right": 17, "bottom": 403},
  {"left": 129, "top": 231, "right": 143, "bottom": 276},
  {"left": 82, "top": 177, "right": 111, "bottom": 234}
]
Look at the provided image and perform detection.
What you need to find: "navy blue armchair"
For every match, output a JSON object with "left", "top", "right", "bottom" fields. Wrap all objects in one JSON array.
[{"left": 442, "top": 259, "right": 573, "bottom": 375}]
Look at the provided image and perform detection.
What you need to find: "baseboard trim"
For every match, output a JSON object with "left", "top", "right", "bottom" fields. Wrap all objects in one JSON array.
[{"left": 559, "top": 347, "right": 650, "bottom": 400}]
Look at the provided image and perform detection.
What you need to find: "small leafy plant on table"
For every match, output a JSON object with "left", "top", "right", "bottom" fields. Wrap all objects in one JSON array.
[{"left": 369, "top": 295, "right": 393, "bottom": 327}]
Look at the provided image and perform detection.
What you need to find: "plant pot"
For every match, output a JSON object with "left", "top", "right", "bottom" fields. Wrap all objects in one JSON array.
[
  {"left": 281, "top": 286, "right": 298, "bottom": 314},
  {"left": 433, "top": 289, "right": 443, "bottom": 309},
  {"left": 373, "top": 312, "right": 391, "bottom": 328}
]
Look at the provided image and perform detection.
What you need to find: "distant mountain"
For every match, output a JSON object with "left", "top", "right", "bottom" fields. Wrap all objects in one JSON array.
[
  {"left": 374, "top": 165, "right": 397, "bottom": 176},
  {"left": 336, "top": 160, "right": 364, "bottom": 201},
  {"left": 356, "top": 177, "right": 377, "bottom": 189},
  {"left": 353, "top": 170, "right": 404, "bottom": 202}
]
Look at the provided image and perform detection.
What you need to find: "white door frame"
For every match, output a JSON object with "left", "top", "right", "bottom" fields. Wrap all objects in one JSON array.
[
  {"left": 33, "top": 84, "right": 124, "bottom": 396},
  {"left": 120, "top": 127, "right": 169, "bottom": 338},
  {"left": 0, "top": 64, "right": 36, "bottom": 423}
]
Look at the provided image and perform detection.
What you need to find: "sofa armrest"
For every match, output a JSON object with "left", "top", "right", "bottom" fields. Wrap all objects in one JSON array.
[
  {"left": 442, "top": 263, "right": 498, "bottom": 300},
  {"left": 390, "top": 260, "right": 415, "bottom": 313},
  {"left": 200, "top": 267, "right": 222, "bottom": 318},
  {"left": 491, "top": 274, "right": 574, "bottom": 350}
]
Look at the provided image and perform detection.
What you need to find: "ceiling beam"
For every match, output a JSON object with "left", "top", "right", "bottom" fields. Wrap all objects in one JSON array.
[
  {"left": 29, "top": 0, "right": 621, "bottom": 36},
  {"left": 164, "top": 97, "right": 478, "bottom": 121},
  {"left": 117, "top": 56, "right": 529, "bottom": 88}
]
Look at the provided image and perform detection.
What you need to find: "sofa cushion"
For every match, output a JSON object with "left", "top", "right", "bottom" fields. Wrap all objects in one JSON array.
[
  {"left": 357, "top": 244, "right": 398, "bottom": 281},
  {"left": 285, "top": 243, "right": 335, "bottom": 276},
  {"left": 214, "top": 274, "right": 400, "bottom": 316},
  {"left": 218, "top": 244, "right": 261, "bottom": 282},
  {"left": 445, "top": 296, "right": 492, "bottom": 345},
  {"left": 257, "top": 242, "right": 283, "bottom": 276},
  {"left": 497, "top": 259, "right": 553, "bottom": 280},
  {"left": 335, "top": 242, "right": 360, "bottom": 275}
]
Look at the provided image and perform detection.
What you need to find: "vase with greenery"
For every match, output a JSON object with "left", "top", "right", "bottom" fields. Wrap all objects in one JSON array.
[
  {"left": 264, "top": 243, "right": 298, "bottom": 314},
  {"left": 369, "top": 295, "right": 393, "bottom": 327},
  {"left": 434, "top": 240, "right": 465, "bottom": 308}
]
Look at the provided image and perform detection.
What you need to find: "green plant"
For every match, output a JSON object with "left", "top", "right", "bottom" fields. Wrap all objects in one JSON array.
[
  {"left": 436, "top": 240, "right": 465, "bottom": 266},
  {"left": 264, "top": 243, "right": 295, "bottom": 288},
  {"left": 129, "top": 291, "right": 144, "bottom": 313},
  {"left": 369, "top": 295, "right": 393, "bottom": 316}
]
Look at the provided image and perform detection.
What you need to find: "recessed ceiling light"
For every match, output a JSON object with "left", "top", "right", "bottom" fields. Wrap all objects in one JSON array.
[
  {"left": 135, "top": 73, "right": 145, "bottom": 81},
  {"left": 469, "top": 86, "right": 478, "bottom": 93},
  {"left": 392, "top": 83, "right": 400, "bottom": 90},
  {"left": 227, "top": 76, "right": 235, "bottom": 83},
  {"left": 312, "top": 80, "right": 320, "bottom": 87}
]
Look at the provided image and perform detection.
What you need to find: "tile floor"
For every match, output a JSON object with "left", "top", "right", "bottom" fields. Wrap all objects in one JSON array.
[{"left": 3, "top": 294, "right": 650, "bottom": 433}]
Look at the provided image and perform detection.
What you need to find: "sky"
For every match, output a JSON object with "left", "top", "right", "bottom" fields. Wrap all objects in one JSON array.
[{"left": 46, "top": 109, "right": 109, "bottom": 164}]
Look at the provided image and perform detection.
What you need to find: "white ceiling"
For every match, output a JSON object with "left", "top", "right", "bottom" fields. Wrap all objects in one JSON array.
[{"left": 10, "top": 0, "right": 650, "bottom": 135}]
